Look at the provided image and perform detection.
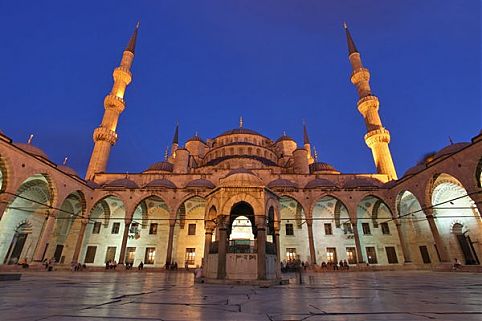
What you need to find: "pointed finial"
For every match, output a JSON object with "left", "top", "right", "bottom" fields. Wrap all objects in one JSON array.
[
  {"left": 172, "top": 123, "right": 179, "bottom": 145},
  {"left": 283, "top": 130, "right": 286, "bottom": 136},
  {"left": 63, "top": 156, "right": 68, "bottom": 165},
  {"left": 125, "top": 22, "right": 140, "bottom": 54},
  {"left": 313, "top": 146, "right": 318, "bottom": 161},
  {"left": 239, "top": 116, "right": 243, "bottom": 128},
  {"left": 448, "top": 136, "right": 454, "bottom": 145},
  {"left": 303, "top": 121, "right": 310, "bottom": 145},
  {"left": 195, "top": 131, "right": 198, "bottom": 137},
  {"left": 164, "top": 146, "right": 169, "bottom": 160},
  {"left": 27, "top": 134, "right": 34, "bottom": 144},
  {"left": 343, "top": 21, "right": 358, "bottom": 55}
]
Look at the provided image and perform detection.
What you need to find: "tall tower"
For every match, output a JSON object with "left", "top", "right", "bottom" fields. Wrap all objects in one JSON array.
[
  {"left": 344, "top": 23, "right": 397, "bottom": 180},
  {"left": 85, "top": 23, "right": 139, "bottom": 180},
  {"left": 170, "top": 123, "right": 179, "bottom": 159},
  {"left": 303, "top": 122, "right": 314, "bottom": 164}
]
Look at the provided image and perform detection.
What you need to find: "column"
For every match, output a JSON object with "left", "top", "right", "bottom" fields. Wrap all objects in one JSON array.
[
  {"left": 352, "top": 220, "right": 364, "bottom": 263},
  {"left": 425, "top": 210, "right": 450, "bottom": 262},
  {"left": 395, "top": 221, "right": 411, "bottom": 263},
  {"left": 71, "top": 219, "right": 88, "bottom": 264},
  {"left": 165, "top": 220, "right": 176, "bottom": 267},
  {"left": 118, "top": 219, "right": 131, "bottom": 265},
  {"left": 274, "top": 230, "right": 281, "bottom": 279},
  {"left": 306, "top": 220, "right": 317, "bottom": 265},
  {"left": 33, "top": 211, "right": 56, "bottom": 262},
  {"left": 256, "top": 219, "right": 267, "bottom": 280},
  {"left": 217, "top": 215, "right": 228, "bottom": 279},
  {"left": 203, "top": 221, "right": 215, "bottom": 272},
  {"left": 467, "top": 188, "right": 482, "bottom": 217}
]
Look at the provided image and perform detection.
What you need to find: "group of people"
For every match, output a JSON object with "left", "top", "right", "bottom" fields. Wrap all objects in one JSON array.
[
  {"left": 105, "top": 260, "right": 118, "bottom": 270},
  {"left": 280, "top": 259, "right": 309, "bottom": 273},
  {"left": 165, "top": 261, "right": 179, "bottom": 270},
  {"left": 42, "top": 258, "right": 56, "bottom": 271},
  {"left": 320, "top": 260, "right": 350, "bottom": 271}
]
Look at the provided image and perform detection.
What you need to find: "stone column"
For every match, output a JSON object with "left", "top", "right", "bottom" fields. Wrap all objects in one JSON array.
[
  {"left": 425, "top": 211, "right": 450, "bottom": 262},
  {"left": 467, "top": 188, "right": 482, "bottom": 217},
  {"left": 306, "top": 219, "right": 317, "bottom": 265},
  {"left": 203, "top": 221, "right": 215, "bottom": 270},
  {"left": 118, "top": 219, "right": 131, "bottom": 265},
  {"left": 395, "top": 220, "right": 411, "bottom": 263},
  {"left": 256, "top": 218, "right": 267, "bottom": 280},
  {"left": 274, "top": 230, "right": 281, "bottom": 279},
  {"left": 352, "top": 220, "right": 364, "bottom": 263},
  {"left": 217, "top": 215, "right": 228, "bottom": 279},
  {"left": 33, "top": 211, "right": 56, "bottom": 262},
  {"left": 71, "top": 219, "right": 88, "bottom": 264},
  {"left": 165, "top": 220, "right": 176, "bottom": 267}
]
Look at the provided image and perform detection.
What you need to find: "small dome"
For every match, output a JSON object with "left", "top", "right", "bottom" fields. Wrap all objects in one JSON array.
[
  {"left": 144, "top": 179, "right": 177, "bottom": 189},
  {"left": 304, "top": 178, "right": 338, "bottom": 189},
  {"left": 275, "top": 135, "right": 295, "bottom": 143},
  {"left": 216, "top": 128, "right": 268, "bottom": 139},
  {"left": 220, "top": 167, "right": 263, "bottom": 187},
  {"left": 57, "top": 165, "right": 78, "bottom": 177},
  {"left": 185, "top": 179, "right": 215, "bottom": 189},
  {"left": 14, "top": 143, "right": 49, "bottom": 160},
  {"left": 145, "top": 161, "right": 173, "bottom": 172},
  {"left": 310, "top": 162, "right": 339, "bottom": 173},
  {"left": 343, "top": 177, "right": 382, "bottom": 189},
  {"left": 186, "top": 135, "right": 206, "bottom": 144},
  {"left": 433, "top": 142, "right": 470, "bottom": 160},
  {"left": 267, "top": 178, "right": 298, "bottom": 189},
  {"left": 104, "top": 178, "right": 139, "bottom": 189},
  {"left": 403, "top": 164, "right": 425, "bottom": 177}
]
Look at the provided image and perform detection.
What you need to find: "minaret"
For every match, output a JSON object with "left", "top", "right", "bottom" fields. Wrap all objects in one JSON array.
[
  {"left": 344, "top": 23, "right": 397, "bottom": 180},
  {"left": 85, "top": 23, "right": 139, "bottom": 180},
  {"left": 303, "top": 122, "right": 314, "bottom": 164},
  {"left": 170, "top": 123, "right": 179, "bottom": 159}
]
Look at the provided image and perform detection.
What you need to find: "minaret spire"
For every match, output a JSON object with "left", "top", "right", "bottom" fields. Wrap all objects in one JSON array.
[
  {"left": 303, "top": 121, "right": 314, "bottom": 164},
  {"left": 239, "top": 116, "right": 243, "bottom": 128},
  {"left": 344, "top": 23, "right": 397, "bottom": 180},
  {"left": 85, "top": 23, "right": 139, "bottom": 180},
  {"left": 170, "top": 123, "right": 179, "bottom": 159}
]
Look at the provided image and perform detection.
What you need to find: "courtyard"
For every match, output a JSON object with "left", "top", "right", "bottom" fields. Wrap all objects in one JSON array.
[{"left": 0, "top": 271, "right": 480, "bottom": 320}]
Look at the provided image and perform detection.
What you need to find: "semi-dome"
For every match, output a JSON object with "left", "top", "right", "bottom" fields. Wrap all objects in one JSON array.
[
  {"left": 145, "top": 161, "right": 174, "bottom": 172},
  {"left": 267, "top": 178, "right": 298, "bottom": 189},
  {"left": 57, "top": 165, "right": 78, "bottom": 177},
  {"left": 304, "top": 178, "right": 338, "bottom": 189},
  {"left": 144, "top": 179, "right": 177, "bottom": 189},
  {"left": 220, "top": 167, "right": 263, "bottom": 187},
  {"left": 310, "top": 162, "right": 339, "bottom": 174},
  {"left": 403, "top": 164, "right": 425, "bottom": 177},
  {"left": 343, "top": 177, "right": 382, "bottom": 189},
  {"left": 185, "top": 179, "right": 215, "bottom": 189},
  {"left": 14, "top": 143, "right": 49, "bottom": 160},
  {"left": 433, "top": 142, "right": 470, "bottom": 160},
  {"left": 104, "top": 178, "right": 139, "bottom": 189}
]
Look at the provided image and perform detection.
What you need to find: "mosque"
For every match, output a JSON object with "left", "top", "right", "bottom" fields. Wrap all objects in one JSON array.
[{"left": 0, "top": 23, "right": 480, "bottom": 280}]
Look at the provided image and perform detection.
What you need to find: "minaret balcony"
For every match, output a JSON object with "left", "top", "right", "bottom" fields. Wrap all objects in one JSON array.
[
  {"left": 104, "top": 94, "right": 126, "bottom": 113},
  {"left": 364, "top": 128, "right": 391, "bottom": 148},
  {"left": 357, "top": 95, "right": 379, "bottom": 115},
  {"left": 350, "top": 67, "right": 370, "bottom": 84},
  {"left": 93, "top": 127, "right": 118, "bottom": 145},
  {"left": 113, "top": 67, "right": 132, "bottom": 84}
]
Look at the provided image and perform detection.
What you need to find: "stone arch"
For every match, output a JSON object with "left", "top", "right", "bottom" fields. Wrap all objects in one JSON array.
[
  {"left": 0, "top": 154, "right": 12, "bottom": 193},
  {"left": 176, "top": 195, "right": 206, "bottom": 229},
  {"left": 221, "top": 193, "right": 264, "bottom": 216},
  {"left": 131, "top": 194, "right": 170, "bottom": 228},
  {"left": 311, "top": 194, "right": 349, "bottom": 228},
  {"left": 476, "top": 156, "right": 482, "bottom": 188}
]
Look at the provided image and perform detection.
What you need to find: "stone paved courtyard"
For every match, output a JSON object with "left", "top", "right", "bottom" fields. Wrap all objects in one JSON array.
[{"left": 0, "top": 271, "right": 480, "bottom": 320}]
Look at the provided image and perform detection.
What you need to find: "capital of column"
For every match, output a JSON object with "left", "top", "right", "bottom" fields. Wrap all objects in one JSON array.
[
  {"left": 104, "top": 94, "right": 126, "bottom": 113},
  {"left": 93, "top": 127, "right": 118, "bottom": 145},
  {"left": 364, "top": 128, "right": 391, "bottom": 148}
]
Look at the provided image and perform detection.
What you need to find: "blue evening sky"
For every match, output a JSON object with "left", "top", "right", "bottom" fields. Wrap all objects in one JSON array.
[{"left": 0, "top": 0, "right": 480, "bottom": 177}]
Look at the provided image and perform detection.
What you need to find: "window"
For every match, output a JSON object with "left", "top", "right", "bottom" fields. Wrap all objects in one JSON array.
[
  {"left": 111, "top": 222, "right": 120, "bottom": 234},
  {"left": 130, "top": 222, "right": 139, "bottom": 234},
  {"left": 126, "top": 247, "right": 136, "bottom": 264},
  {"left": 188, "top": 224, "right": 196, "bottom": 236},
  {"left": 381, "top": 222, "right": 390, "bottom": 235},
  {"left": 362, "top": 223, "right": 371, "bottom": 235},
  {"left": 324, "top": 223, "right": 333, "bottom": 235},
  {"left": 326, "top": 247, "right": 337, "bottom": 263},
  {"left": 419, "top": 245, "right": 431, "bottom": 264},
  {"left": 385, "top": 247, "right": 398, "bottom": 264},
  {"left": 92, "top": 222, "right": 101, "bottom": 234},
  {"left": 85, "top": 246, "right": 97, "bottom": 263},
  {"left": 285, "top": 223, "right": 294, "bottom": 236},
  {"left": 286, "top": 248, "right": 297, "bottom": 261},
  {"left": 149, "top": 223, "right": 158, "bottom": 235},
  {"left": 366, "top": 247, "right": 378, "bottom": 264},
  {"left": 144, "top": 247, "right": 156, "bottom": 264},
  {"left": 343, "top": 222, "right": 353, "bottom": 234},
  {"left": 185, "top": 248, "right": 195, "bottom": 266},
  {"left": 346, "top": 247, "right": 357, "bottom": 264},
  {"left": 105, "top": 246, "right": 116, "bottom": 263}
]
